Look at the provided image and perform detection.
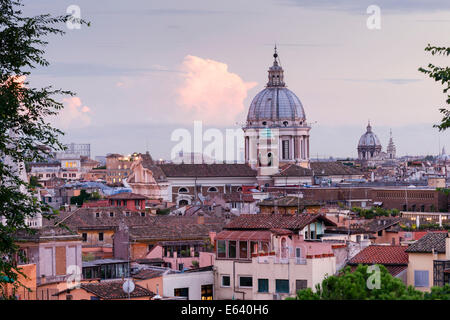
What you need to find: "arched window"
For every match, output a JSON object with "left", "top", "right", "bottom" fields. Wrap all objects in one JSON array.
[
  {"left": 178, "top": 187, "right": 188, "bottom": 193},
  {"left": 236, "top": 187, "right": 242, "bottom": 192},
  {"left": 207, "top": 187, "right": 218, "bottom": 192}
]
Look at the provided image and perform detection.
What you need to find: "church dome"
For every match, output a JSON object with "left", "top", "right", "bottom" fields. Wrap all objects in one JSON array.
[
  {"left": 246, "top": 47, "right": 306, "bottom": 124},
  {"left": 358, "top": 122, "right": 381, "bottom": 147},
  {"left": 247, "top": 87, "right": 305, "bottom": 122}
]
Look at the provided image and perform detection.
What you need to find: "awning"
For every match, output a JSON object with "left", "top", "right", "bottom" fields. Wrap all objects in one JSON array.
[{"left": 216, "top": 230, "right": 271, "bottom": 241}]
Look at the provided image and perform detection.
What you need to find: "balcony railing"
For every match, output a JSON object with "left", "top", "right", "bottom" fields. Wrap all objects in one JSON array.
[{"left": 256, "top": 255, "right": 307, "bottom": 265}]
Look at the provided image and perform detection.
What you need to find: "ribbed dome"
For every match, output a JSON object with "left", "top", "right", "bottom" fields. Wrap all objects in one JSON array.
[
  {"left": 247, "top": 87, "right": 306, "bottom": 122},
  {"left": 246, "top": 47, "right": 306, "bottom": 123},
  {"left": 358, "top": 123, "right": 381, "bottom": 147}
]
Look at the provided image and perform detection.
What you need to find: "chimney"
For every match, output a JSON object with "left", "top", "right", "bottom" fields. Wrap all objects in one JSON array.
[
  {"left": 446, "top": 233, "right": 450, "bottom": 260},
  {"left": 197, "top": 214, "right": 204, "bottom": 225}
]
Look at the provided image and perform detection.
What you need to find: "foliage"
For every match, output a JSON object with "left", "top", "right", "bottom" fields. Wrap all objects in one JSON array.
[
  {"left": 424, "top": 284, "right": 450, "bottom": 300},
  {"left": 293, "top": 265, "right": 426, "bottom": 300},
  {"left": 191, "top": 260, "right": 199, "bottom": 268},
  {"left": 0, "top": 0, "right": 88, "bottom": 297},
  {"left": 70, "top": 189, "right": 96, "bottom": 206},
  {"left": 418, "top": 44, "right": 450, "bottom": 131},
  {"left": 156, "top": 208, "right": 170, "bottom": 215},
  {"left": 437, "top": 188, "right": 450, "bottom": 196},
  {"left": 28, "top": 175, "right": 41, "bottom": 188},
  {"left": 351, "top": 207, "right": 399, "bottom": 219}
]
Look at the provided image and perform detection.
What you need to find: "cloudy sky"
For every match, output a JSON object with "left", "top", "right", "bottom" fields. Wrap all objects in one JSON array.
[{"left": 23, "top": 0, "right": 450, "bottom": 160}]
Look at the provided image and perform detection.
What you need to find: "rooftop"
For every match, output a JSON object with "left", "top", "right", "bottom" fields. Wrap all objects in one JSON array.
[
  {"left": 158, "top": 163, "right": 257, "bottom": 178},
  {"left": 405, "top": 232, "right": 448, "bottom": 254},
  {"left": 223, "top": 213, "right": 336, "bottom": 231}
]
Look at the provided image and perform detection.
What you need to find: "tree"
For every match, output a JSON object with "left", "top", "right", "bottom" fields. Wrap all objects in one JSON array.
[
  {"left": 70, "top": 190, "right": 93, "bottom": 206},
  {"left": 419, "top": 44, "right": 450, "bottom": 131},
  {"left": 0, "top": 0, "right": 87, "bottom": 296},
  {"left": 293, "top": 265, "right": 425, "bottom": 300}
]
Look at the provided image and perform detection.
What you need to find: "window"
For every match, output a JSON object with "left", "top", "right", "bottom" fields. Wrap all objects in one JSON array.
[
  {"left": 82, "top": 233, "right": 87, "bottom": 242},
  {"left": 282, "top": 140, "right": 289, "bottom": 160},
  {"left": 276, "top": 279, "right": 289, "bottom": 293},
  {"left": 414, "top": 270, "right": 429, "bottom": 287},
  {"left": 174, "top": 288, "right": 189, "bottom": 299},
  {"left": 98, "top": 232, "right": 104, "bottom": 241},
  {"left": 239, "top": 276, "right": 252, "bottom": 288},
  {"left": 228, "top": 241, "right": 236, "bottom": 259},
  {"left": 96, "top": 212, "right": 100, "bottom": 218},
  {"left": 222, "top": 275, "right": 231, "bottom": 287},
  {"left": 201, "top": 284, "right": 213, "bottom": 300},
  {"left": 66, "top": 294, "right": 73, "bottom": 300},
  {"left": 239, "top": 241, "right": 248, "bottom": 259},
  {"left": 295, "top": 280, "right": 307, "bottom": 291},
  {"left": 178, "top": 187, "right": 188, "bottom": 193},
  {"left": 109, "top": 212, "right": 114, "bottom": 217},
  {"left": 141, "top": 212, "right": 145, "bottom": 217},
  {"left": 258, "top": 279, "right": 269, "bottom": 293},
  {"left": 207, "top": 187, "right": 218, "bottom": 192},
  {"left": 217, "top": 240, "right": 226, "bottom": 258}
]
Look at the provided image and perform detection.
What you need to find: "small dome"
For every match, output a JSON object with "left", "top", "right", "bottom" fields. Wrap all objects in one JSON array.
[
  {"left": 247, "top": 87, "right": 305, "bottom": 122},
  {"left": 358, "top": 123, "right": 381, "bottom": 147}
]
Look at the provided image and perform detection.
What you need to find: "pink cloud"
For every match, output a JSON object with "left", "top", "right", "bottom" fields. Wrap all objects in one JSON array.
[
  {"left": 56, "top": 97, "right": 92, "bottom": 129},
  {"left": 176, "top": 55, "right": 257, "bottom": 125}
]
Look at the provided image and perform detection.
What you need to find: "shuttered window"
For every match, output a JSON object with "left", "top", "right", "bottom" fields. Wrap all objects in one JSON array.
[
  {"left": 258, "top": 279, "right": 269, "bottom": 293},
  {"left": 414, "top": 270, "right": 429, "bottom": 287},
  {"left": 276, "top": 279, "right": 289, "bottom": 293}
]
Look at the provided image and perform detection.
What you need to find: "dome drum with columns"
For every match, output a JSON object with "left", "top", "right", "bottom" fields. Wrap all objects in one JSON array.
[
  {"left": 243, "top": 47, "right": 310, "bottom": 176},
  {"left": 357, "top": 122, "right": 382, "bottom": 160}
]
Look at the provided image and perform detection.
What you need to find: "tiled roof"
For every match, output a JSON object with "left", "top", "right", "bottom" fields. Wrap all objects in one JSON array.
[
  {"left": 216, "top": 230, "right": 272, "bottom": 241},
  {"left": 223, "top": 193, "right": 255, "bottom": 203},
  {"left": 127, "top": 216, "right": 226, "bottom": 241},
  {"left": 364, "top": 217, "right": 402, "bottom": 233},
  {"left": 405, "top": 232, "right": 448, "bottom": 253},
  {"left": 274, "top": 164, "right": 312, "bottom": 177},
  {"left": 80, "top": 281, "right": 154, "bottom": 299},
  {"left": 348, "top": 245, "right": 409, "bottom": 265},
  {"left": 14, "top": 224, "right": 80, "bottom": 242},
  {"left": 133, "top": 269, "right": 166, "bottom": 280},
  {"left": 310, "top": 162, "right": 363, "bottom": 176},
  {"left": 224, "top": 214, "right": 336, "bottom": 231},
  {"left": 55, "top": 207, "right": 153, "bottom": 230},
  {"left": 158, "top": 164, "right": 257, "bottom": 178},
  {"left": 257, "top": 196, "right": 322, "bottom": 207}
]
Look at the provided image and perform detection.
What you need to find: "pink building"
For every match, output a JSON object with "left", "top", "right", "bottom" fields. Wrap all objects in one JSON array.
[
  {"left": 106, "top": 192, "right": 147, "bottom": 212},
  {"left": 213, "top": 214, "right": 344, "bottom": 300}
]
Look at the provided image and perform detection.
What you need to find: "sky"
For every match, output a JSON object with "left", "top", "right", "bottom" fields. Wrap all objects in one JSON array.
[{"left": 22, "top": 0, "right": 450, "bottom": 160}]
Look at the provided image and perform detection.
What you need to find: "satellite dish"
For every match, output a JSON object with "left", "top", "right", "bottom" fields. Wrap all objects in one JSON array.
[{"left": 123, "top": 279, "right": 135, "bottom": 294}]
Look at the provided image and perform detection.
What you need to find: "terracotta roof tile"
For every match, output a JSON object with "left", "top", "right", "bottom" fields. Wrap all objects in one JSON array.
[
  {"left": 405, "top": 232, "right": 448, "bottom": 253},
  {"left": 348, "top": 245, "right": 409, "bottom": 265},
  {"left": 80, "top": 281, "right": 154, "bottom": 299},
  {"left": 224, "top": 214, "right": 336, "bottom": 231}
]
